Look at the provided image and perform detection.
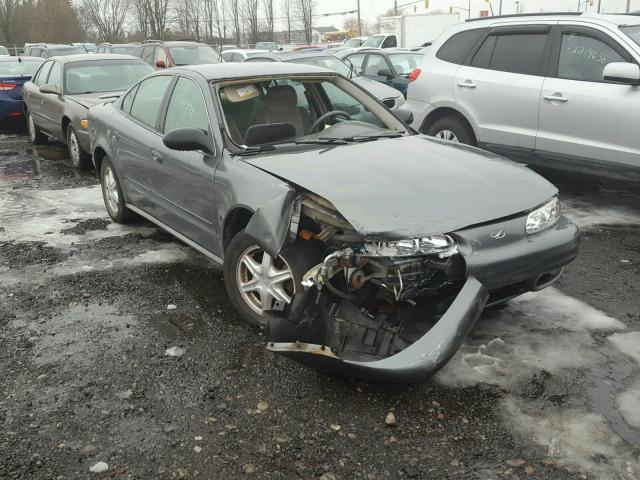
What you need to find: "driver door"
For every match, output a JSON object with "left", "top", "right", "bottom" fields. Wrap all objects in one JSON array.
[{"left": 362, "top": 53, "right": 394, "bottom": 88}]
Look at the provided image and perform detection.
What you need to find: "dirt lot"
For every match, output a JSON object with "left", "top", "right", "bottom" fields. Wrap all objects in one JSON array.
[{"left": 1, "top": 132, "right": 640, "bottom": 480}]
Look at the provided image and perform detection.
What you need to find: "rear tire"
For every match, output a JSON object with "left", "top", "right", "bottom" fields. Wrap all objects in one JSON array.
[
  {"left": 224, "top": 230, "right": 320, "bottom": 327},
  {"left": 100, "top": 156, "right": 135, "bottom": 224},
  {"left": 27, "top": 109, "right": 47, "bottom": 145},
  {"left": 67, "top": 126, "right": 91, "bottom": 170},
  {"left": 426, "top": 116, "right": 476, "bottom": 146}
]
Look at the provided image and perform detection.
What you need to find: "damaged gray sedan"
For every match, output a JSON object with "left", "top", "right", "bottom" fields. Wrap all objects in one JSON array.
[{"left": 88, "top": 63, "right": 579, "bottom": 382}]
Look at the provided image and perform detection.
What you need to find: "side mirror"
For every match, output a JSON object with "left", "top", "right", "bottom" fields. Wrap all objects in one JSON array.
[
  {"left": 603, "top": 62, "right": 640, "bottom": 85},
  {"left": 377, "top": 68, "right": 393, "bottom": 79},
  {"left": 163, "top": 127, "right": 211, "bottom": 152},
  {"left": 39, "top": 84, "right": 60, "bottom": 95},
  {"left": 394, "top": 108, "right": 414, "bottom": 125},
  {"left": 155, "top": 59, "right": 166, "bottom": 69}
]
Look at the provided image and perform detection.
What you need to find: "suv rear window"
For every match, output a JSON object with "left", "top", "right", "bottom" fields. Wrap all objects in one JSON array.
[
  {"left": 436, "top": 29, "right": 485, "bottom": 64},
  {"left": 472, "top": 32, "right": 548, "bottom": 75}
]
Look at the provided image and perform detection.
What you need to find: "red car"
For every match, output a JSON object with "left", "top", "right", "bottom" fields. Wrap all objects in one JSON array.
[{"left": 134, "top": 40, "right": 221, "bottom": 68}]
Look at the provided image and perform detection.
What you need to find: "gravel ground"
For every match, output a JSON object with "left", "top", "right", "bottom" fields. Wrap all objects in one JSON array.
[{"left": 1, "top": 132, "right": 640, "bottom": 480}]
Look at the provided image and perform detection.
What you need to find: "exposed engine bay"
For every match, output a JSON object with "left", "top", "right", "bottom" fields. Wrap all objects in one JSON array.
[{"left": 266, "top": 192, "right": 483, "bottom": 378}]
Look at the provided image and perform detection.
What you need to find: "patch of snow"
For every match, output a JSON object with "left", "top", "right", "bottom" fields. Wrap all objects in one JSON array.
[
  {"left": 617, "top": 384, "right": 640, "bottom": 429},
  {"left": 165, "top": 346, "right": 185, "bottom": 357},
  {"left": 89, "top": 462, "right": 109, "bottom": 473},
  {"left": 502, "top": 397, "right": 639, "bottom": 479},
  {"left": 563, "top": 197, "right": 640, "bottom": 231},
  {"left": 609, "top": 332, "right": 640, "bottom": 366}
]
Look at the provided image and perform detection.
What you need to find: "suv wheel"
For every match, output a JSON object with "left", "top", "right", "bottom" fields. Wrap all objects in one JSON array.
[
  {"left": 426, "top": 116, "right": 476, "bottom": 146},
  {"left": 27, "top": 110, "right": 47, "bottom": 145},
  {"left": 224, "top": 230, "right": 319, "bottom": 327},
  {"left": 100, "top": 156, "right": 135, "bottom": 223},
  {"left": 67, "top": 126, "right": 91, "bottom": 169}
]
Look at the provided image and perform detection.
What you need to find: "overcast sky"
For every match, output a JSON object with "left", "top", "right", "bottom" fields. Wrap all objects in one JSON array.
[{"left": 311, "top": 0, "right": 640, "bottom": 29}]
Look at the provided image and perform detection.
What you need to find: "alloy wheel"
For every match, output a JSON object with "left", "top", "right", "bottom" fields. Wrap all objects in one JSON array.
[
  {"left": 236, "top": 245, "right": 295, "bottom": 315},
  {"left": 434, "top": 129, "right": 460, "bottom": 143},
  {"left": 102, "top": 166, "right": 119, "bottom": 215}
]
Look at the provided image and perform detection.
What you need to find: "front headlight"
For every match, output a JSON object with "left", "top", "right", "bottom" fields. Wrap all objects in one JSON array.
[
  {"left": 363, "top": 235, "right": 456, "bottom": 257},
  {"left": 526, "top": 197, "right": 561, "bottom": 235}
]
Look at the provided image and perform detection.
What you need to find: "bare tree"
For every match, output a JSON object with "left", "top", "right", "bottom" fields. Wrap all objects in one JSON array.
[
  {"left": 176, "top": 0, "right": 203, "bottom": 39},
  {"left": 227, "top": 0, "right": 240, "bottom": 43},
  {"left": 0, "top": 0, "right": 22, "bottom": 45},
  {"left": 132, "top": 0, "right": 150, "bottom": 38},
  {"left": 242, "top": 0, "right": 259, "bottom": 44},
  {"left": 281, "top": 0, "right": 291, "bottom": 44},
  {"left": 139, "top": 0, "right": 170, "bottom": 39},
  {"left": 202, "top": 0, "right": 219, "bottom": 39},
  {"left": 296, "top": 0, "right": 315, "bottom": 43},
  {"left": 81, "top": 0, "right": 130, "bottom": 43},
  {"left": 262, "top": 0, "right": 273, "bottom": 41},
  {"left": 23, "top": 0, "right": 84, "bottom": 42}
]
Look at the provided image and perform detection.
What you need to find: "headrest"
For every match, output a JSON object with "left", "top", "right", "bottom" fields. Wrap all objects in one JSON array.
[{"left": 264, "top": 85, "right": 297, "bottom": 110}]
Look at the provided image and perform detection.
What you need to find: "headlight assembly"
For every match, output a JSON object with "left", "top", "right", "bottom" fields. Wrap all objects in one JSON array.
[
  {"left": 363, "top": 235, "right": 457, "bottom": 258},
  {"left": 526, "top": 196, "right": 561, "bottom": 235}
]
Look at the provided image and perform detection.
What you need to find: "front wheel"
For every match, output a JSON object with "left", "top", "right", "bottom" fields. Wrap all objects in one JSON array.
[
  {"left": 425, "top": 116, "right": 476, "bottom": 146},
  {"left": 67, "top": 126, "right": 91, "bottom": 170},
  {"left": 224, "top": 230, "right": 319, "bottom": 327},
  {"left": 27, "top": 109, "right": 47, "bottom": 145},
  {"left": 100, "top": 156, "right": 135, "bottom": 224}
]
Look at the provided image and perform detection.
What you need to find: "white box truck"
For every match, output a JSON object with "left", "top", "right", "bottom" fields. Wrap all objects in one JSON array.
[{"left": 379, "top": 13, "right": 461, "bottom": 48}]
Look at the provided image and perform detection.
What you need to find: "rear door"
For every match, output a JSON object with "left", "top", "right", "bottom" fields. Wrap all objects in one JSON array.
[
  {"left": 153, "top": 76, "right": 218, "bottom": 250},
  {"left": 454, "top": 24, "right": 553, "bottom": 150},
  {"left": 115, "top": 74, "right": 173, "bottom": 210},
  {"left": 537, "top": 24, "right": 638, "bottom": 170},
  {"left": 39, "top": 60, "right": 64, "bottom": 137}
]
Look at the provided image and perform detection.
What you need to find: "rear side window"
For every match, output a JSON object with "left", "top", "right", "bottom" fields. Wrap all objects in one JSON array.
[
  {"left": 142, "top": 46, "right": 155, "bottom": 65},
  {"left": 130, "top": 75, "right": 172, "bottom": 129},
  {"left": 472, "top": 32, "right": 548, "bottom": 75},
  {"left": 437, "top": 29, "right": 485, "bottom": 64}
]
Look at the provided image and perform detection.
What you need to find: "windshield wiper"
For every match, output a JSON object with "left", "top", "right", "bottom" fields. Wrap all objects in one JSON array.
[
  {"left": 319, "top": 132, "right": 405, "bottom": 143},
  {"left": 234, "top": 144, "right": 277, "bottom": 156},
  {"left": 294, "top": 138, "right": 349, "bottom": 145}
]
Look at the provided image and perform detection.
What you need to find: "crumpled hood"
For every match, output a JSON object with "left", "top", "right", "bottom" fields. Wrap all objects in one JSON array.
[
  {"left": 67, "top": 92, "right": 122, "bottom": 109},
  {"left": 244, "top": 135, "right": 558, "bottom": 239},
  {"left": 352, "top": 76, "right": 402, "bottom": 101}
]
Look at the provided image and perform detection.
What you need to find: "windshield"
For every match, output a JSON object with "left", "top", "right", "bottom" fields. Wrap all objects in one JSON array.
[
  {"left": 343, "top": 38, "right": 363, "bottom": 48},
  {"left": 64, "top": 60, "right": 154, "bottom": 94},
  {"left": 256, "top": 42, "right": 278, "bottom": 50},
  {"left": 361, "top": 36, "right": 384, "bottom": 48},
  {"left": 0, "top": 59, "right": 43, "bottom": 76},
  {"left": 288, "top": 56, "right": 352, "bottom": 76},
  {"left": 218, "top": 77, "right": 403, "bottom": 148},
  {"left": 49, "top": 46, "right": 86, "bottom": 56},
  {"left": 112, "top": 45, "right": 137, "bottom": 55},
  {"left": 388, "top": 53, "right": 422, "bottom": 76},
  {"left": 168, "top": 45, "right": 221, "bottom": 65},
  {"left": 621, "top": 25, "right": 640, "bottom": 47}
]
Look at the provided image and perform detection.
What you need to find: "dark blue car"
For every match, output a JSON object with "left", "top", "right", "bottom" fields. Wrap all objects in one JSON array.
[{"left": 0, "top": 56, "right": 44, "bottom": 122}]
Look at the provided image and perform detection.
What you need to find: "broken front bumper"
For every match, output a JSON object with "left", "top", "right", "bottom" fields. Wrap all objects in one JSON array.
[{"left": 268, "top": 276, "right": 488, "bottom": 383}]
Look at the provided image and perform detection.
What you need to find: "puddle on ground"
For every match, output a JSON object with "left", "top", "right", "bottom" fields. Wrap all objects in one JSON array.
[
  {"left": 0, "top": 159, "right": 38, "bottom": 181},
  {"left": 28, "top": 144, "right": 69, "bottom": 161},
  {"left": 151, "top": 311, "right": 203, "bottom": 337}
]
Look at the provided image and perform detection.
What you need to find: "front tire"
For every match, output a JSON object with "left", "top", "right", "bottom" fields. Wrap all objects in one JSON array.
[
  {"left": 100, "top": 156, "right": 134, "bottom": 224},
  {"left": 426, "top": 116, "right": 476, "bottom": 146},
  {"left": 27, "top": 109, "right": 47, "bottom": 145},
  {"left": 67, "top": 126, "right": 91, "bottom": 170},
  {"left": 224, "top": 230, "right": 319, "bottom": 327}
]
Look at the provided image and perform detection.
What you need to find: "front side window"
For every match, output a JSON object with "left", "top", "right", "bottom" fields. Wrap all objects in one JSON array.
[
  {"left": 142, "top": 46, "right": 155, "bottom": 65},
  {"left": 163, "top": 77, "right": 209, "bottom": 133},
  {"left": 364, "top": 54, "right": 390, "bottom": 77},
  {"left": 345, "top": 53, "right": 366, "bottom": 75},
  {"left": 47, "top": 62, "right": 62, "bottom": 88},
  {"left": 437, "top": 29, "right": 485, "bottom": 64},
  {"left": 129, "top": 75, "right": 172, "bottom": 128},
  {"left": 121, "top": 84, "right": 139, "bottom": 114},
  {"left": 475, "top": 32, "right": 548, "bottom": 75},
  {"left": 557, "top": 32, "right": 624, "bottom": 82},
  {"left": 64, "top": 60, "right": 154, "bottom": 94}
]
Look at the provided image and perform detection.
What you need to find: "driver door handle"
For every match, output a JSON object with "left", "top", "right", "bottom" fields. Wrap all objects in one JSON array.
[
  {"left": 544, "top": 94, "right": 568, "bottom": 103},
  {"left": 457, "top": 80, "right": 476, "bottom": 88}
]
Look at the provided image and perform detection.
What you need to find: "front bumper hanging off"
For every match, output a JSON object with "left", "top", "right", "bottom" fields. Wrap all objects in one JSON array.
[{"left": 267, "top": 276, "right": 488, "bottom": 383}]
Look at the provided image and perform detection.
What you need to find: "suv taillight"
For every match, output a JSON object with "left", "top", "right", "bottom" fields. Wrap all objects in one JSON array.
[
  {"left": 0, "top": 83, "right": 16, "bottom": 90},
  {"left": 408, "top": 68, "right": 422, "bottom": 83}
]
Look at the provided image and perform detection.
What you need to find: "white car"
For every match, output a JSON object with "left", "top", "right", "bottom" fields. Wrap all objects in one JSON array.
[{"left": 406, "top": 12, "right": 640, "bottom": 182}]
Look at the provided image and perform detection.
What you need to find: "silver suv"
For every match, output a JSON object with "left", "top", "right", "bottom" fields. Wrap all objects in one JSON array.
[{"left": 406, "top": 12, "right": 640, "bottom": 181}]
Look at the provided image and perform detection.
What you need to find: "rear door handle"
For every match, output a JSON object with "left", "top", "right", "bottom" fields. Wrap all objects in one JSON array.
[
  {"left": 457, "top": 80, "right": 476, "bottom": 88},
  {"left": 544, "top": 94, "right": 568, "bottom": 103}
]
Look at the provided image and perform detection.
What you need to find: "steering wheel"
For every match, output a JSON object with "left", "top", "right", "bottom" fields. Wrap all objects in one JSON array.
[{"left": 307, "top": 110, "right": 352, "bottom": 134}]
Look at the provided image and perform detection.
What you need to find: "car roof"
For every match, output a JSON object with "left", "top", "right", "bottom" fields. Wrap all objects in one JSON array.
[
  {"left": 177, "top": 62, "right": 334, "bottom": 80},
  {"left": 48, "top": 53, "right": 142, "bottom": 64},
  {"left": 462, "top": 12, "right": 640, "bottom": 28}
]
